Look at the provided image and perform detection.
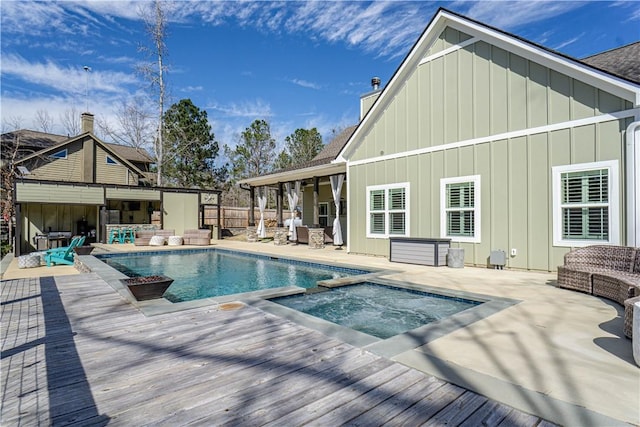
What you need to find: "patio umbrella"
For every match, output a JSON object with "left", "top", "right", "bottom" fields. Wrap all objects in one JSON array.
[
  {"left": 330, "top": 174, "right": 344, "bottom": 246},
  {"left": 285, "top": 181, "right": 300, "bottom": 241},
  {"left": 256, "top": 186, "right": 267, "bottom": 238}
]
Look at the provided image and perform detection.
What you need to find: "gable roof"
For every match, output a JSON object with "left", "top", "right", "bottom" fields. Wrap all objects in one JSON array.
[
  {"left": 238, "top": 125, "right": 356, "bottom": 186},
  {"left": 15, "top": 132, "right": 147, "bottom": 178},
  {"left": 337, "top": 8, "right": 640, "bottom": 162},
  {"left": 1, "top": 128, "right": 154, "bottom": 164},
  {"left": 581, "top": 41, "right": 640, "bottom": 84},
  {"left": 104, "top": 142, "right": 154, "bottom": 164}
]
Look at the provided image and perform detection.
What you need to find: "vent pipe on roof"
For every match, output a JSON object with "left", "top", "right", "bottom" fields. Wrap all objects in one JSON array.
[{"left": 371, "top": 76, "right": 381, "bottom": 91}]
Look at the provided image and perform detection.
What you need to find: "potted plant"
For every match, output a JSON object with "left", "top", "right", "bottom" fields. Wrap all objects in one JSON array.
[{"left": 120, "top": 275, "right": 174, "bottom": 301}]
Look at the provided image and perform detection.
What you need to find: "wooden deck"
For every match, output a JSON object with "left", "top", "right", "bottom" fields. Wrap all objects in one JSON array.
[{"left": 1, "top": 273, "right": 556, "bottom": 426}]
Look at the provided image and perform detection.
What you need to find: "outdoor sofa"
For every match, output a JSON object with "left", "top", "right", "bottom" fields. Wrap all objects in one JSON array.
[
  {"left": 557, "top": 245, "right": 640, "bottom": 337},
  {"left": 183, "top": 229, "right": 211, "bottom": 245}
]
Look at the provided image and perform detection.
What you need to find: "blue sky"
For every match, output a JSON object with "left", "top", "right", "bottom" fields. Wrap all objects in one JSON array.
[{"left": 1, "top": 1, "right": 639, "bottom": 157}]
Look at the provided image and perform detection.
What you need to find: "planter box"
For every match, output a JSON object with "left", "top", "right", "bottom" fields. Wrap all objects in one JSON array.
[
  {"left": 121, "top": 275, "right": 174, "bottom": 301},
  {"left": 74, "top": 246, "right": 95, "bottom": 255}
]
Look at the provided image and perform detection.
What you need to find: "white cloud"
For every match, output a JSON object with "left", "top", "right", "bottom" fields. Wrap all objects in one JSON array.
[
  {"left": 290, "top": 79, "right": 321, "bottom": 90},
  {"left": 1, "top": 54, "right": 137, "bottom": 95},
  {"left": 456, "top": 1, "right": 584, "bottom": 31},
  {"left": 553, "top": 35, "right": 583, "bottom": 51},
  {"left": 180, "top": 85, "right": 204, "bottom": 93},
  {"left": 207, "top": 99, "right": 273, "bottom": 118}
]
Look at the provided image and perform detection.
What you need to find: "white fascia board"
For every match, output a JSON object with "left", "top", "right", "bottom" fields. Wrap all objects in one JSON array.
[
  {"left": 238, "top": 162, "right": 346, "bottom": 187},
  {"left": 444, "top": 15, "right": 640, "bottom": 105},
  {"left": 337, "top": 13, "right": 449, "bottom": 162}
]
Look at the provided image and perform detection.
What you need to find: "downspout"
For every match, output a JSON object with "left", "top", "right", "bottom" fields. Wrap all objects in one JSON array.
[{"left": 626, "top": 120, "right": 640, "bottom": 246}]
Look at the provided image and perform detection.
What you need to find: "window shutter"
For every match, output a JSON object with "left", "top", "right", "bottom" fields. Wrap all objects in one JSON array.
[
  {"left": 370, "top": 213, "right": 385, "bottom": 234},
  {"left": 370, "top": 190, "right": 385, "bottom": 211},
  {"left": 561, "top": 168, "right": 608, "bottom": 240}
]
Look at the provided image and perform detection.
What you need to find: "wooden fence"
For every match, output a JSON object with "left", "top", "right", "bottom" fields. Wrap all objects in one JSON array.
[{"left": 204, "top": 206, "right": 294, "bottom": 229}]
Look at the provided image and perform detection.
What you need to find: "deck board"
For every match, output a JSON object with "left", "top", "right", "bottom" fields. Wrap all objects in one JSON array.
[{"left": 1, "top": 274, "right": 557, "bottom": 426}]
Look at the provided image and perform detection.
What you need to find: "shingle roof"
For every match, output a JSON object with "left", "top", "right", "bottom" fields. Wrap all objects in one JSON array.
[
  {"left": 104, "top": 142, "right": 154, "bottom": 163},
  {"left": 266, "top": 125, "right": 357, "bottom": 175},
  {"left": 581, "top": 41, "right": 640, "bottom": 84}
]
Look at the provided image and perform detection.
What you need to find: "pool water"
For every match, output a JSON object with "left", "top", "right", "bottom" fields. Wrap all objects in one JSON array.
[
  {"left": 272, "top": 283, "right": 481, "bottom": 339},
  {"left": 100, "top": 250, "right": 366, "bottom": 302}
]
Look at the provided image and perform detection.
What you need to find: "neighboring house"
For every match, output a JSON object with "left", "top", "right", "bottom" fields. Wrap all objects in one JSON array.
[
  {"left": 5, "top": 113, "right": 220, "bottom": 255},
  {"left": 242, "top": 8, "right": 640, "bottom": 272}
]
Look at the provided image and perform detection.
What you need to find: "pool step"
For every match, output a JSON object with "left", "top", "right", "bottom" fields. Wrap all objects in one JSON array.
[{"left": 305, "top": 286, "right": 330, "bottom": 294}]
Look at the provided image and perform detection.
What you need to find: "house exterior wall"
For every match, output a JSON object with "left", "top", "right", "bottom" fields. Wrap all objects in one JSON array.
[
  {"left": 162, "top": 192, "right": 199, "bottom": 235},
  {"left": 346, "top": 26, "right": 635, "bottom": 271},
  {"left": 23, "top": 140, "right": 84, "bottom": 182},
  {"left": 95, "top": 146, "right": 139, "bottom": 185},
  {"left": 351, "top": 35, "right": 632, "bottom": 163}
]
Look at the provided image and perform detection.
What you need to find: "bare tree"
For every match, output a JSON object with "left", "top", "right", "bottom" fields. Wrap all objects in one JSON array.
[
  {"left": 138, "top": 0, "right": 169, "bottom": 186},
  {"left": 97, "top": 97, "right": 155, "bottom": 150},
  {"left": 1, "top": 116, "right": 24, "bottom": 254},
  {"left": 60, "top": 106, "right": 81, "bottom": 136},
  {"left": 33, "top": 109, "right": 55, "bottom": 133}
]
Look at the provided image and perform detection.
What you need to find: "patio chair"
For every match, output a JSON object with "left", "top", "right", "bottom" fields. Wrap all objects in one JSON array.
[
  {"left": 45, "top": 236, "right": 84, "bottom": 266},
  {"left": 296, "top": 226, "right": 309, "bottom": 244},
  {"left": 46, "top": 236, "right": 85, "bottom": 254}
]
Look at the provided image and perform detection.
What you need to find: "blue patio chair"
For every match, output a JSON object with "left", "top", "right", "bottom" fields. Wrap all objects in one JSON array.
[
  {"left": 119, "top": 228, "right": 135, "bottom": 244},
  {"left": 108, "top": 229, "right": 121, "bottom": 244},
  {"left": 46, "top": 236, "right": 85, "bottom": 253},
  {"left": 45, "top": 236, "right": 85, "bottom": 266}
]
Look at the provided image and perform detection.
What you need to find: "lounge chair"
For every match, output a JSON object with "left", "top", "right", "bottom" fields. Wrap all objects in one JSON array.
[{"left": 45, "top": 236, "right": 85, "bottom": 266}]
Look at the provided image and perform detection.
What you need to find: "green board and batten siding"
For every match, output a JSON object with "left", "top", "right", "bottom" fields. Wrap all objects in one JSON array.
[
  {"left": 16, "top": 182, "right": 104, "bottom": 205},
  {"left": 347, "top": 27, "right": 632, "bottom": 271},
  {"left": 96, "top": 146, "right": 139, "bottom": 186},
  {"left": 105, "top": 188, "right": 160, "bottom": 201}
]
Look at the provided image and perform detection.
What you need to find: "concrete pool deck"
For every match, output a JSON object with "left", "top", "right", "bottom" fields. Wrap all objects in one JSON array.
[{"left": 1, "top": 239, "right": 638, "bottom": 425}]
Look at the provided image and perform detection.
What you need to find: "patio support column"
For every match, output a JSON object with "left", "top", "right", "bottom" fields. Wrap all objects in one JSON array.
[
  {"left": 248, "top": 186, "right": 256, "bottom": 226},
  {"left": 14, "top": 203, "right": 21, "bottom": 256},
  {"left": 313, "top": 177, "right": 320, "bottom": 227},
  {"left": 277, "top": 182, "right": 283, "bottom": 227}
]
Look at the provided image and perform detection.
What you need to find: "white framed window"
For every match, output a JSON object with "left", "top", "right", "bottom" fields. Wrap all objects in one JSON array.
[
  {"left": 106, "top": 155, "right": 119, "bottom": 165},
  {"left": 552, "top": 160, "right": 619, "bottom": 247},
  {"left": 50, "top": 149, "right": 67, "bottom": 159},
  {"left": 440, "top": 175, "right": 481, "bottom": 243},
  {"left": 366, "top": 183, "right": 409, "bottom": 238}
]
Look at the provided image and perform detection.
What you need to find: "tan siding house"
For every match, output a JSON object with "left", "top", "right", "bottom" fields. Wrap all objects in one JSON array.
[
  {"left": 338, "top": 9, "right": 639, "bottom": 271},
  {"left": 10, "top": 113, "right": 221, "bottom": 254}
]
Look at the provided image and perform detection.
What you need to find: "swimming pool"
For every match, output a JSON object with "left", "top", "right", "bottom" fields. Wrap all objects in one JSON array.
[
  {"left": 272, "top": 282, "right": 481, "bottom": 339},
  {"left": 98, "top": 249, "right": 369, "bottom": 302}
]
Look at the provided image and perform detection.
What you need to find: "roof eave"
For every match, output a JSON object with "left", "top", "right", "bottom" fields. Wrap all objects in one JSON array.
[{"left": 238, "top": 162, "right": 346, "bottom": 187}]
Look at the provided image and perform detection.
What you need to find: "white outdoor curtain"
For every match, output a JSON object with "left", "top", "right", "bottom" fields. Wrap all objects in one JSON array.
[
  {"left": 256, "top": 186, "right": 267, "bottom": 238},
  {"left": 330, "top": 174, "right": 344, "bottom": 246},
  {"left": 285, "top": 181, "right": 301, "bottom": 241}
]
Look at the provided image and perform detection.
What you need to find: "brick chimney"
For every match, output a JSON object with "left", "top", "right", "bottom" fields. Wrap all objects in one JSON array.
[{"left": 81, "top": 112, "right": 94, "bottom": 134}]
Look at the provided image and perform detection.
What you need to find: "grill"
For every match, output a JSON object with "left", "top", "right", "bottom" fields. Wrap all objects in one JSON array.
[{"left": 33, "top": 231, "right": 72, "bottom": 250}]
